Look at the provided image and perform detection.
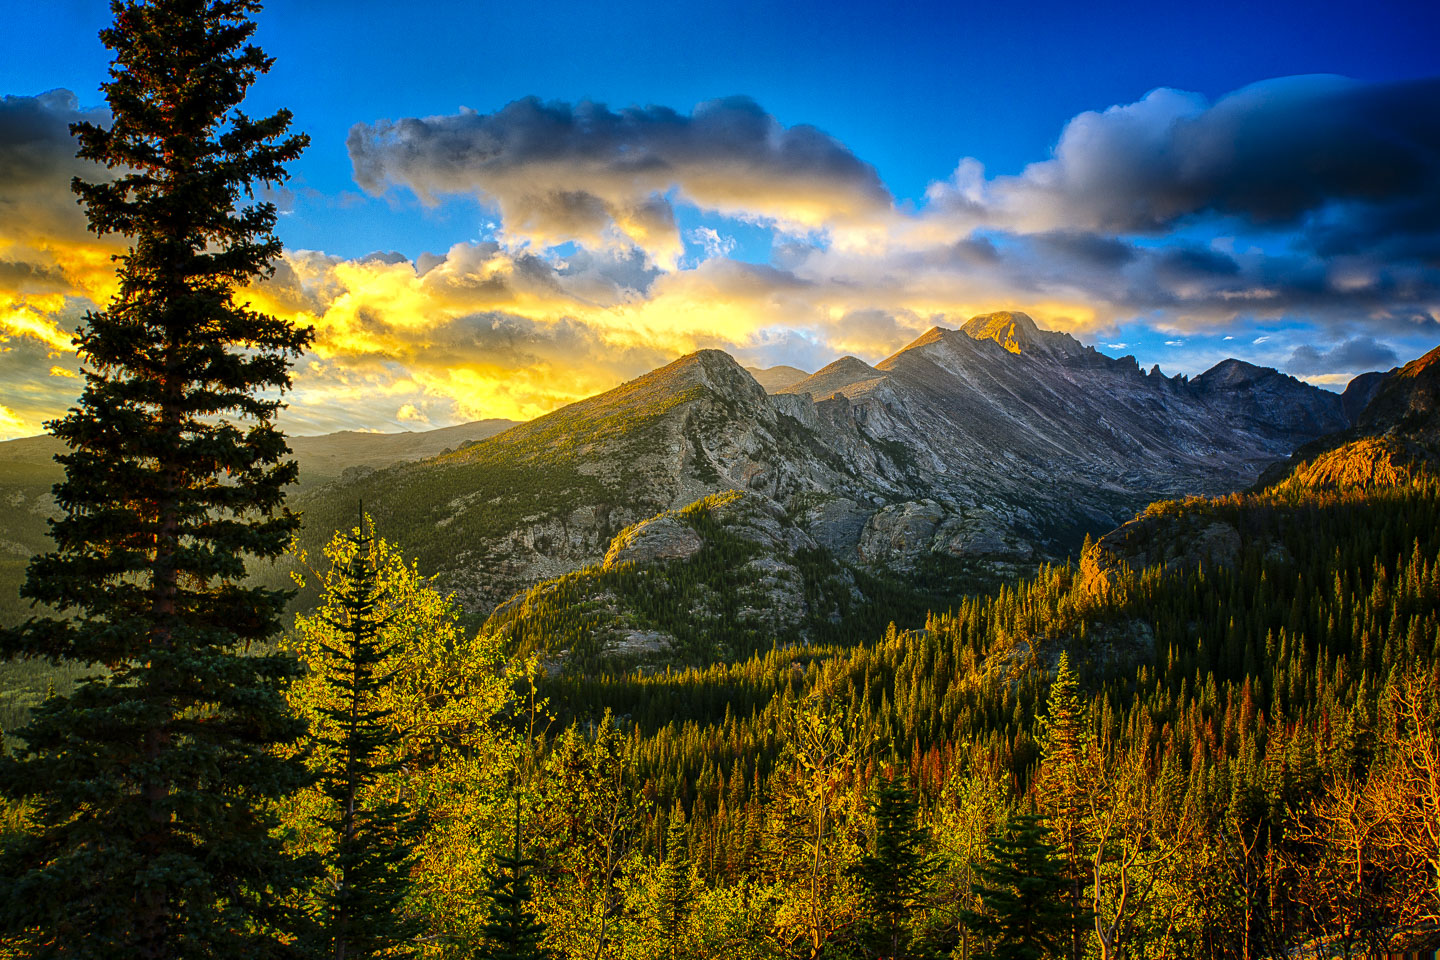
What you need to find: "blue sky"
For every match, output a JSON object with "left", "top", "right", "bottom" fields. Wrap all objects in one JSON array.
[{"left": 1, "top": 0, "right": 1438, "bottom": 434}]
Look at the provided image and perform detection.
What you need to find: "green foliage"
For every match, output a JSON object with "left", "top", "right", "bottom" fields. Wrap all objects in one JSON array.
[
  {"left": 959, "top": 815, "right": 1070, "bottom": 960},
  {"left": 1035, "top": 653, "right": 1094, "bottom": 960},
  {"left": 520, "top": 465, "right": 1440, "bottom": 957},
  {"left": 656, "top": 803, "right": 695, "bottom": 960},
  {"left": 477, "top": 804, "right": 550, "bottom": 960},
  {"left": 0, "top": 2, "right": 313, "bottom": 954},
  {"left": 307, "top": 515, "right": 423, "bottom": 957},
  {"left": 280, "top": 520, "right": 518, "bottom": 954},
  {"left": 852, "top": 772, "right": 933, "bottom": 959}
]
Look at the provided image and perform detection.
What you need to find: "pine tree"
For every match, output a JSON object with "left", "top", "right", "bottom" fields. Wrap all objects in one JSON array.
[
  {"left": 657, "top": 802, "right": 695, "bottom": 960},
  {"left": 1037, "top": 653, "right": 1095, "bottom": 960},
  {"left": 852, "top": 772, "right": 932, "bottom": 959},
  {"left": 958, "top": 815, "right": 1070, "bottom": 960},
  {"left": 0, "top": 1, "right": 312, "bottom": 956},
  {"left": 477, "top": 802, "right": 550, "bottom": 960},
  {"left": 312, "top": 514, "right": 422, "bottom": 959}
]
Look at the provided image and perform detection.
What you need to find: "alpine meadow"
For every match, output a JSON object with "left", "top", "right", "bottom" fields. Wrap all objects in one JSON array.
[{"left": 2, "top": 1, "right": 1440, "bottom": 958}]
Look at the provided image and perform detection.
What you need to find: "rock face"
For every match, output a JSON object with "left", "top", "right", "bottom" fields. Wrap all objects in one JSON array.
[
  {"left": 483, "top": 490, "right": 853, "bottom": 666},
  {"left": 294, "top": 313, "right": 1360, "bottom": 614},
  {"left": 1341, "top": 370, "right": 1390, "bottom": 424}
]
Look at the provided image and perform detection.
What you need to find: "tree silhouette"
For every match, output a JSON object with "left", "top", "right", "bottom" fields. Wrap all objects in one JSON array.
[{"left": 0, "top": 1, "right": 312, "bottom": 956}]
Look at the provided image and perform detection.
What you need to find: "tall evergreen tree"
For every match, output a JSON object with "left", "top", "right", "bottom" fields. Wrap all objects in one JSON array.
[
  {"left": 477, "top": 802, "right": 550, "bottom": 960},
  {"left": 852, "top": 772, "right": 933, "bottom": 959},
  {"left": 657, "top": 802, "right": 695, "bottom": 960},
  {"left": 958, "top": 815, "right": 1070, "bottom": 960},
  {"left": 312, "top": 514, "right": 422, "bottom": 959},
  {"left": 1037, "top": 653, "right": 1095, "bottom": 960},
  {"left": 0, "top": 1, "right": 312, "bottom": 956}
]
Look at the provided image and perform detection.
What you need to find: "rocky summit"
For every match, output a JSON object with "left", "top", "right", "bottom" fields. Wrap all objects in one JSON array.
[{"left": 288, "top": 312, "right": 1352, "bottom": 619}]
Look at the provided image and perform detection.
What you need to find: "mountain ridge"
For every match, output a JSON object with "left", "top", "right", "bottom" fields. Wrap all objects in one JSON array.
[{"left": 280, "top": 312, "right": 1364, "bottom": 618}]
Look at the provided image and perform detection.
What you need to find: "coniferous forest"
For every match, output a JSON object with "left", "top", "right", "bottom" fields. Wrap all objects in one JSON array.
[{"left": 2, "top": 2, "right": 1439, "bottom": 959}]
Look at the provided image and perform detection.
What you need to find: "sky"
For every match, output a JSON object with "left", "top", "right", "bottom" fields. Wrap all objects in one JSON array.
[{"left": 1, "top": 0, "right": 1438, "bottom": 438}]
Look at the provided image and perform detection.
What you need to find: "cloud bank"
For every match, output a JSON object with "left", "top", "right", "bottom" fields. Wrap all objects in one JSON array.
[
  {"left": 347, "top": 96, "right": 892, "bottom": 267},
  {"left": 2, "top": 77, "right": 1438, "bottom": 438}
]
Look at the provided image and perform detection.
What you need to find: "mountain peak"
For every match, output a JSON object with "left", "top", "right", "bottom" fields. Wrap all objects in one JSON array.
[
  {"left": 1194, "top": 358, "right": 1268, "bottom": 389},
  {"left": 961, "top": 311, "right": 1043, "bottom": 354},
  {"left": 1356, "top": 342, "right": 1440, "bottom": 435},
  {"left": 779, "top": 355, "right": 885, "bottom": 399},
  {"left": 645, "top": 349, "right": 763, "bottom": 396}
]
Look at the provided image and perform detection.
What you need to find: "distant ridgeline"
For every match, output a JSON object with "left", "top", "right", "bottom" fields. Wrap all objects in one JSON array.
[{"left": 278, "top": 312, "right": 1362, "bottom": 646}]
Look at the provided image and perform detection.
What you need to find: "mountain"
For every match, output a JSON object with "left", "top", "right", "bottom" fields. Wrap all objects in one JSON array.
[
  {"left": 286, "top": 313, "right": 1356, "bottom": 633},
  {"left": 744, "top": 364, "right": 810, "bottom": 393},
  {"left": 1255, "top": 342, "right": 1440, "bottom": 491},
  {"left": 1085, "top": 342, "right": 1440, "bottom": 591},
  {"left": 284, "top": 418, "right": 517, "bottom": 485},
  {"left": 777, "top": 356, "right": 885, "bottom": 399},
  {"left": 1340, "top": 369, "right": 1390, "bottom": 422},
  {"left": 0, "top": 417, "right": 518, "bottom": 486}
]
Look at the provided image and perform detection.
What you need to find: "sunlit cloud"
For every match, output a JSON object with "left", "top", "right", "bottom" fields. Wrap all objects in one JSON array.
[
  {"left": 347, "top": 96, "right": 893, "bottom": 268},
  {"left": 3, "top": 78, "right": 1438, "bottom": 439}
]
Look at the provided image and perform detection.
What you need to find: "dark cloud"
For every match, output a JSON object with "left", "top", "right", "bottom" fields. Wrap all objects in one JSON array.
[
  {"left": 1153, "top": 247, "right": 1241, "bottom": 281},
  {"left": 0, "top": 258, "right": 70, "bottom": 292},
  {"left": 0, "top": 90, "right": 108, "bottom": 243},
  {"left": 981, "top": 76, "right": 1440, "bottom": 236},
  {"left": 1030, "top": 231, "right": 1134, "bottom": 268},
  {"left": 346, "top": 96, "right": 892, "bottom": 262},
  {"left": 1286, "top": 336, "right": 1401, "bottom": 375},
  {"left": 357, "top": 250, "right": 409, "bottom": 265}
]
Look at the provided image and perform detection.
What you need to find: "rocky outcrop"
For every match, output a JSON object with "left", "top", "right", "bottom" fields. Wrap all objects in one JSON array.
[
  {"left": 604, "top": 515, "right": 704, "bottom": 568},
  {"left": 857, "top": 500, "right": 944, "bottom": 566},
  {"left": 483, "top": 489, "right": 855, "bottom": 667}
]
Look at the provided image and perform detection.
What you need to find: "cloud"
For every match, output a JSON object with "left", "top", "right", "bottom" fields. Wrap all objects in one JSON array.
[
  {"left": 686, "top": 226, "right": 737, "bottom": 260},
  {"left": 1286, "top": 336, "right": 1400, "bottom": 376},
  {"left": 347, "top": 96, "right": 892, "bottom": 267},
  {"left": 0, "top": 90, "right": 120, "bottom": 379},
  {"left": 927, "top": 76, "right": 1440, "bottom": 237}
]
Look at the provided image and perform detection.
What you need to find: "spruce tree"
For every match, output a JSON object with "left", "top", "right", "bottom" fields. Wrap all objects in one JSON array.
[
  {"left": 1037, "top": 653, "right": 1095, "bottom": 960},
  {"left": 0, "top": 1, "right": 312, "bottom": 956},
  {"left": 477, "top": 802, "right": 550, "bottom": 960},
  {"left": 657, "top": 802, "right": 695, "bottom": 960},
  {"left": 852, "top": 772, "right": 933, "bottom": 959},
  {"left": 312, "top": 515, "right": 422, "bottom": 959},
  {"left": 958, "top": 815, "right": 1070, "bottom": 960}
]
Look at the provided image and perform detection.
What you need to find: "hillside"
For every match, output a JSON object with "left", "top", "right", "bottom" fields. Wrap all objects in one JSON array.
[
  {"left": 743, "top": 364, "right": 810, "bottom": 393},
  {"left": 0, "top": 417, "right": 516, "bottom": 625}
]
